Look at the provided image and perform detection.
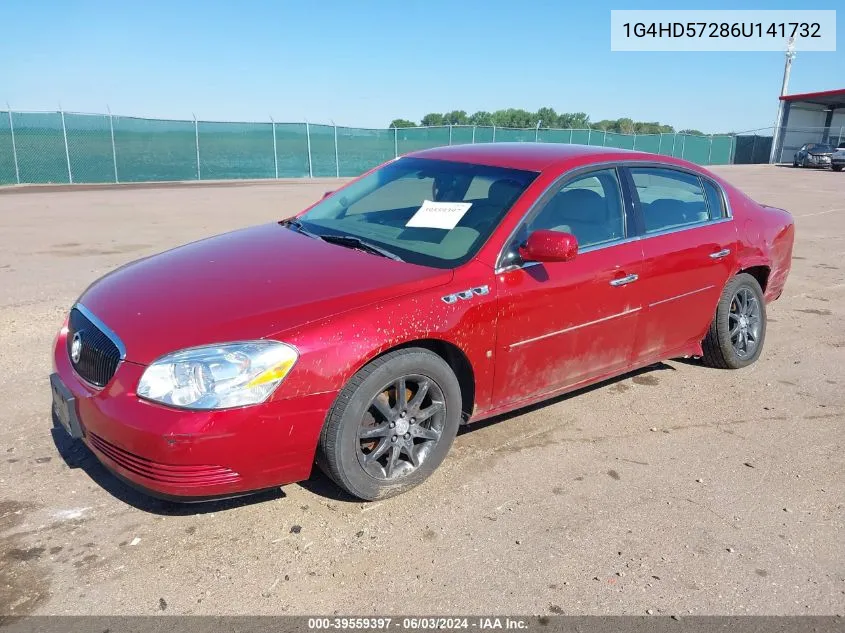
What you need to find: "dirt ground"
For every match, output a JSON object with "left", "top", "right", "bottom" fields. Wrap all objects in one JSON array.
[{"left": 0, "top": 166, "right": 842, "bottom": 617}]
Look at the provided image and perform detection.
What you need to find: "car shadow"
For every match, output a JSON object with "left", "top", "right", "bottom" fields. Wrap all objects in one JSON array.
[
  {"left": 296, "top": 470, "right": 360, "bottom": 503},
  {"left": 458, "top": 360, "right": 679, "bottom": 435},
  {"left": 49, "top": 412, "right": 285, "bottom": 516}
]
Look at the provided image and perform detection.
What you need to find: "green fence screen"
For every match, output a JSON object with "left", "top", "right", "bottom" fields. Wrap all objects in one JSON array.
[{"left": 0, "top": 111, "right": 741, "bottom": 186}]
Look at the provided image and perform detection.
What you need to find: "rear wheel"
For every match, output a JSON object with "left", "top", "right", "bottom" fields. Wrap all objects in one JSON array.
[
  {"left": 702, "top": 273, "right": 766, "bottom": 369},
  {"left": 317, "top": 348, "right": 462, "bottom": 500},
  {"left": 833, "top": 165, "right": 843, "bottom": 172}
]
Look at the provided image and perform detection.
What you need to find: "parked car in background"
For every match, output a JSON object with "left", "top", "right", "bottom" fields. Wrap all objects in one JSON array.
[
  {"left": 832, "top": 143, "right": 845, "bottom": 172},
  {"left": 793, "top": 143, "right": 834, "bottom": 168},
  {"left": 51, "top": 143, "right": 795, "bottom": 502}
]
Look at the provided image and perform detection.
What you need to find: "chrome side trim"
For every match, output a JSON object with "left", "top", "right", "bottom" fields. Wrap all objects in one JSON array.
[
  {"left": 648, "top": 285, "right": 715, "bottom": 308},
  {"left": 508, "top": 307, "right": 641, "bottom": 349},
  {"left": 74, "top": 302, "right": 127, "bottom": 360},
  {"left": 640, "top": 217, "right": 733, "bottom": 240}
]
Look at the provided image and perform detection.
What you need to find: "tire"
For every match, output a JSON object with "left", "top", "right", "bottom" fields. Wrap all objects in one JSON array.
[
  {"left": 833, "top": 165, "right": 843, "bottom": 172},
  {"left": 702, "top": 273, "right": 767, "bottom": 369},
  {"left": 792, "top": 158, "right": 799, "bottom": 167},
  {"left": 317, "top": 347, "right": 462, "bottom": 500}
]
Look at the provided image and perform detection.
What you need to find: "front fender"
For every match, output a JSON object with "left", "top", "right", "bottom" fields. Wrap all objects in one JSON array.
[{"left": 272, "top": 261, "right": 499, "bottom": 413}]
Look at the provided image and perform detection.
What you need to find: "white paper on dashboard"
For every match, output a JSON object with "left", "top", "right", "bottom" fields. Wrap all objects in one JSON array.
[{"left": 405, "top": 200, "right": 473, "bottom": 230}]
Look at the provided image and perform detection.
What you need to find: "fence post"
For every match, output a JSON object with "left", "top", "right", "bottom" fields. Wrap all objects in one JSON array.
[
  {"left": 393, "top": 125, "right": 398, "bottom": 159},
  {"left": 193, "top": 114, "right": 201, "bottom": 180},
  {"left": 60, "top": 108, "right": 73, "bottom": 184},
  {"left": 305, "top": 121, "right": 313, "bottom": 178},
  {"left": 707, "top": 135, "right": 714, "bottom": 165},
  {"left": 448, "top": 125, "right": 453, "bottom": 145},
  {"left": 680, "top": 135, "right": 687, "bottom": 160},
  {"left": 657, "top": 134, "right": 663, "bottom": 154},
  {"left": 107, "top": 106, "right": 118, "bottom": 183},
  {"left": 334, "top": 123, "right": 340, "bottom": 177},
  {"left": 492, "top": 125, "right": 496, "bottom": 142},
  {"left": 587, "top": 128, "right": 591, "bottom": 145},
  {"left": 6, "top": 107, "right": 20, "bottom": 184},
  {"left": 604, "top": 130, "right": 608, "bottom": 146},
  {"left": 471, "top": 126, "right": 476, "bottom": 144},
  {"left": 271, "top": 117, "right": 278, "bottom": 179},
  {"left": 670, "top": 134, "right": 677, "bottom": 156}
]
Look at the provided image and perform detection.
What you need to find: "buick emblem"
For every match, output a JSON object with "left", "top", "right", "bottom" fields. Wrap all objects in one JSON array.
[{"left": 70, "top": 332, "right": 83, "bottom": 364}]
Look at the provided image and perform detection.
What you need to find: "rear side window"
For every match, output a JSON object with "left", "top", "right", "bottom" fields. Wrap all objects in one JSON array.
[
  {"left": 630, "top": 168, "right": 708, "bottom": 234},
  {"left": 702, "top": 179, "right": 726, "bottom": 219}
]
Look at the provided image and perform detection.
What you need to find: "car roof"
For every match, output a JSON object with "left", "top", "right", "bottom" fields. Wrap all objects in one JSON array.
[{"left": 405, "top": 142, "right": 689, "bottom": 173}]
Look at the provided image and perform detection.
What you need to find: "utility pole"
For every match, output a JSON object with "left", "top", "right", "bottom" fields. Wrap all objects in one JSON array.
[{"left": 770, "top": 37, "right": 797, "bottom": 164}]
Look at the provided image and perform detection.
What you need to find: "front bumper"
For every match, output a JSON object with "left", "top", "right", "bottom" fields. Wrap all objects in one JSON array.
[
  {"left": 53, "top": 329, "right": 337, "bottom": 499},
  {"left": 806, "top": 156, "right": 833, "bottom": 167}
]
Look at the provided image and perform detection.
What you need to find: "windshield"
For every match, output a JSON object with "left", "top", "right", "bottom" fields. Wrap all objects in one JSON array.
[
  {"left": 810, "top": 144, "right": 833, "bottom": 152},
  {"left": 294, "top": 157, "right": 539, "bottom": 268}
]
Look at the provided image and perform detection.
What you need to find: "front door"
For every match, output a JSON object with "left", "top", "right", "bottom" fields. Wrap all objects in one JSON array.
[{"left": 492, "top": 167, "right": 644, "bottom": 407}]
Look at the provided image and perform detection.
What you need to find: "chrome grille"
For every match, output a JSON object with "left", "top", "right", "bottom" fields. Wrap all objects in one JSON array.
[{"left": 67, "top": 307, "right": 122, "bottom": 387}]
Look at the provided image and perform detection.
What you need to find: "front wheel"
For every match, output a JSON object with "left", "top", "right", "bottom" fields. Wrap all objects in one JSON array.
[
  {"left": 833, "top": 165, "right": 843, "bottom": 172},
  {"left": 317, "top": 348, "right": 462, "bottom": 500},
  {"left": 702, "top": 273, "right": 767, "bottom": 369}
]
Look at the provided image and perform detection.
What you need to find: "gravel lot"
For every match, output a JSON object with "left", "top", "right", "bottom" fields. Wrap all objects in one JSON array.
[{"left": 0, "top": 166, "right": 842, "bottom": 617}]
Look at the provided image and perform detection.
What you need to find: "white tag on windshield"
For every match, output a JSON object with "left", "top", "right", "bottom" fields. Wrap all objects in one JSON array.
[{"left": 405, "top": 200, "right": 472, "bottom": 230}]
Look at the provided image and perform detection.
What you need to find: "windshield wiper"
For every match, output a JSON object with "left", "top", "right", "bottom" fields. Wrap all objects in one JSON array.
[
  {"left": 318, "top": 234, "right": 404, "bottom": 262},
  {"left": 282, "top": 218, "right": 322, "bottom": 239}
]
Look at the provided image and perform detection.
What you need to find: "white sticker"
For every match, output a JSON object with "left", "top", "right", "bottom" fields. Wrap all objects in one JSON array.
[{"left": 405, "top": 200, "right": 472, "bottom": 230}]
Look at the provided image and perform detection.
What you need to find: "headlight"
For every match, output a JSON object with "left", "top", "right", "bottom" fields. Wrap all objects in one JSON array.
[{"left": 137, "top": 341, "right": 298, "bottom": 410}]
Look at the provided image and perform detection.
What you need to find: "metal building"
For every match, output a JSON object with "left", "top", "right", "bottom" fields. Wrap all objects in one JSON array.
[{"left": 771, "top": 88, "right": 845, "bottom": 163}]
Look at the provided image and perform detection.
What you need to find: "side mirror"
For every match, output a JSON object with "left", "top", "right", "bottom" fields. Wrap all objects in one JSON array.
[
  {"left": 518, "top": 230, "right": 578, "bottom": 263},
  {"left": 322, "top": 190, "right": 334, "bottom": 199}
]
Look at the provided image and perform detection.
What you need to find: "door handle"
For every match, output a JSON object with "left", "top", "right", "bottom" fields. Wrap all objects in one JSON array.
[
  {"left": 610, "top": 274, "right": 639, "bottom": 287},
  {"left": 709, "top": 248, "right": 731, "bottom": 259}
]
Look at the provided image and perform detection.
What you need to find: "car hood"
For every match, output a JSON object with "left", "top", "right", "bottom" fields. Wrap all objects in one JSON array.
[
  {"left": 78, "top": 222, "right": 453, "bottom": 365},
  {"left": 808, "top": 150, "right": 833, "bottom": 156}
]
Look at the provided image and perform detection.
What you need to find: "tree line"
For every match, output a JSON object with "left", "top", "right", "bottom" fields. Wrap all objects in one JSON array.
[{"left": 389, "top": 107, "right": 705, "bottom": 135}]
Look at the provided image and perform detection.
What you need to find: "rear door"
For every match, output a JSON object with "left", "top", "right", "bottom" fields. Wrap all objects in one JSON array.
[{"left": 625, "top": 166, "right": 738, "bottom": 363}]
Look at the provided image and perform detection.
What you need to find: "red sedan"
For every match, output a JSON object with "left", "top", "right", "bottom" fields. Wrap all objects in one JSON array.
[{"left": 51, "top": 144, "right": 795, "bottom": 501}]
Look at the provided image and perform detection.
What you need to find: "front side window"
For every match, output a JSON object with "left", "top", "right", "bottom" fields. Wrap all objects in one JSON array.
[
  {"left": 296, "top": 157, "right": 538, "bottom": 268},
  {"left": 527, "top": 168, "right": 625, "bottom": 248},
  {"left": 630, "top": 167, "right": 709, "bottom": 233}
]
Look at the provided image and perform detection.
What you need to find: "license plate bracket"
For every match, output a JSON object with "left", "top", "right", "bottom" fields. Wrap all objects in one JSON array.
[{"left": 50, "top": 373, "right": 83, "bottom": 439}]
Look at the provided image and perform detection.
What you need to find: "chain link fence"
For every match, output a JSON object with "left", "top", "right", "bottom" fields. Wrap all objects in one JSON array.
[{"left": 0, "top": 110, "right": 741, "bottom": 186}]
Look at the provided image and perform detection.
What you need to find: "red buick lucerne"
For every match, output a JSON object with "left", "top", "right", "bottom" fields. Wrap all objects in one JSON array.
[{"left": 51, "top": 143, "right": 794, "bottom": 502}]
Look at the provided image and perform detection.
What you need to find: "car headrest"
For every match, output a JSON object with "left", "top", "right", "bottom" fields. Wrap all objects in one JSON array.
[
  {"left": 558, "top": 188, "right": 607, "bottom": 223},
  {"left": 487, "top": 179, "right": 523, "bottom": 208}
]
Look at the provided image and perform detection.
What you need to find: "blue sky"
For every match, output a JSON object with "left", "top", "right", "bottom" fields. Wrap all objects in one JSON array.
[{"left": 1, "top": 0, "right": 842, "bottom": 133}]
